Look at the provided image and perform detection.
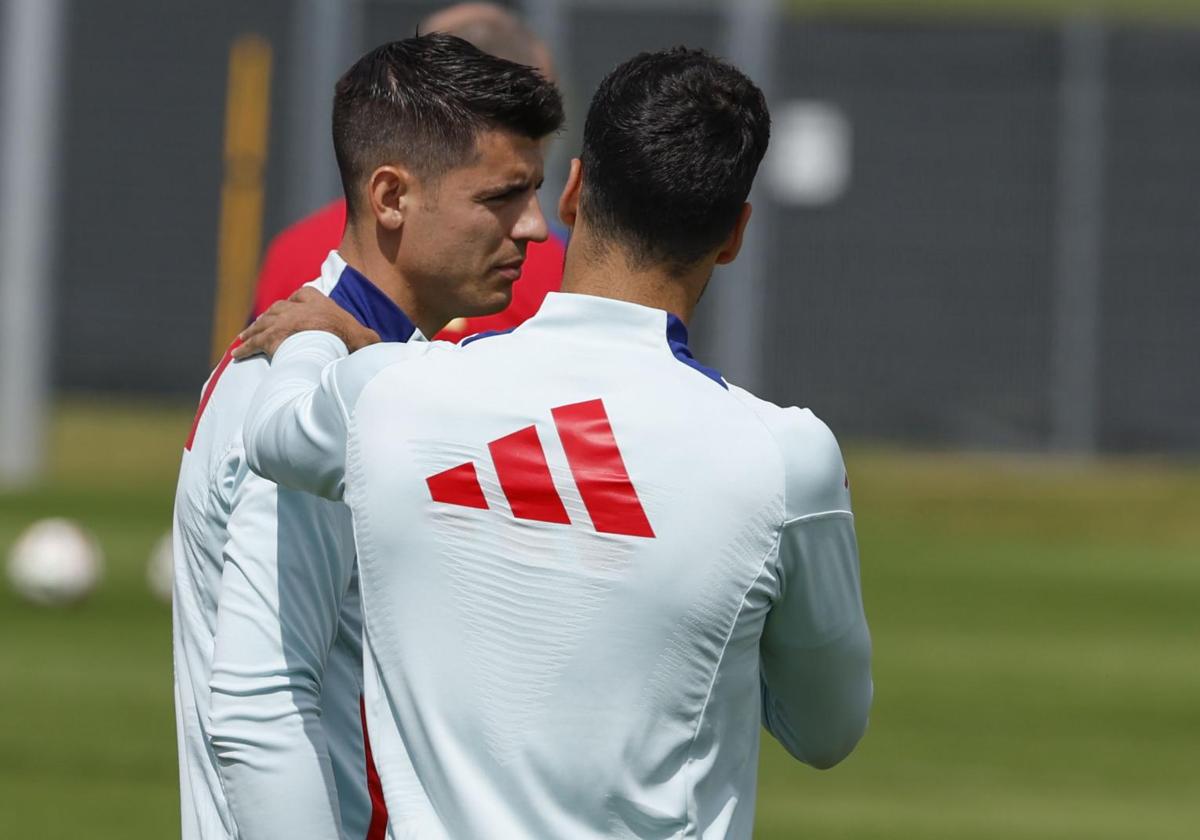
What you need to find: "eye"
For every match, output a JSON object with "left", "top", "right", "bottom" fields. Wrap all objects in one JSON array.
[
  {"left": 485, "top": 189, "right": 519, "bottom": 203},
  {"left": 482, "top": 181, "right": 537, "bottom": 204}
]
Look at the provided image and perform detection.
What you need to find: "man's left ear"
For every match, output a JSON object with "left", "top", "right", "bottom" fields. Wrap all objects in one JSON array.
[
  {"left": 714, "top": 203, "right": 753, "bottom": 265},
  {"left": 557, "top": 158, "right": 583, "bottom": 230},
  {"left": 368, "top": 165, "right": 410, "bottom": 231}
]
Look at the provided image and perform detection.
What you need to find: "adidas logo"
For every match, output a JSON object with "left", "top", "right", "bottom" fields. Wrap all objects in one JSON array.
[{"left": 425, "top": 398, "right": 655, "bottom": 539}]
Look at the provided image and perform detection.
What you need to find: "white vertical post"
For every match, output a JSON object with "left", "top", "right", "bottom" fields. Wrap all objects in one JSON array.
[
  {"left": 1050, "top": 16, "right": 1106, "bottom": 454},
  {"left": 283, "top": 0, "right": 362, "bottom": 223},
  {"left": 714, "top": 0, "right": 776, "bottom": 393},
  {"left": 0, "top": 0, "right": 65, "bottom": 487}
]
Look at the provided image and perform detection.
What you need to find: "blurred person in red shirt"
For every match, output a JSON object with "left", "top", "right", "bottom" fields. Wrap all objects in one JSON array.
[{"left": 252, "top": 2, "right": 565, "bottom": 342}]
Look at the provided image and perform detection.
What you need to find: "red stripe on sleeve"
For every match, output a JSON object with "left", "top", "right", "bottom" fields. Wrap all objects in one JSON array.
[{"left": 184, "top": 339, "right": 241, "bottom": 450}]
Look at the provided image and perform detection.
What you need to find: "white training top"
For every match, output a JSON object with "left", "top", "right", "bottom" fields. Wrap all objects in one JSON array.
[
  {"left": 172, "top": 251, "right": 420, "bottom": 840},
  {"left": 244, "top": 291, "right": 872, "bottom": 840}
]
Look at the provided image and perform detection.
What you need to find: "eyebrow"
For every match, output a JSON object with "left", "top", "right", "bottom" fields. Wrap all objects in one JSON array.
[{"left": 479, "top": 176, "right": 543, "bottom": 196}]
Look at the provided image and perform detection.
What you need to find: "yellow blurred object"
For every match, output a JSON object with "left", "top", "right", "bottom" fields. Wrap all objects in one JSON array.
[{"left": 211, "top": 34, "right": 272, "bottom": 364}]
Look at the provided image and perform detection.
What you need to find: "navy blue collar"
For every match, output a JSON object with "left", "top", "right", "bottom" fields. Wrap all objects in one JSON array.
[
  {"left": 328, "top": 264, "right": 418, "bottom": 343},
  {"left": 666, "top": 314, "right": 726, "bottom": 389}
]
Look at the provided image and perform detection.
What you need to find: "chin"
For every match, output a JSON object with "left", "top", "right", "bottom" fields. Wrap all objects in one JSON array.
[{"left": 482, "top": 284, "right": 516, "bottom": 315}]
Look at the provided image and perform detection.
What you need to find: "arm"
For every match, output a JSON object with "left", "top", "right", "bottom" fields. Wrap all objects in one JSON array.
[
  {"left": 244, "top": 326, "right": 436, "bottom": 499},
  {"left": 758, "top": 408, "right": 872, "bottom": 769},
  {"left": 207, "top": 468, "right": 360, "bottom": 839},
  {"left": 761, "top": 511, "right": 872, "bottom": 769},
  {"left": 243, "top": 330, "right": 353, "bottom": 500},
  {"left": 239, "top": 285, "right": 380, "bottom": 499}
]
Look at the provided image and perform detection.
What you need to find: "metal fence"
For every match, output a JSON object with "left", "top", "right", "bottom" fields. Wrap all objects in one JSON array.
[
  {"left": 734, "top": 16, "right": 1200, "bottom": 454},
  {"left": 14, "top": 0, "right": 1200, "bottom": 453}
]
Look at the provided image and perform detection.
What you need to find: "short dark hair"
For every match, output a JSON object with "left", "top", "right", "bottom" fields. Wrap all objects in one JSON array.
[
  {"left": 580, "top": 48, "right": 770, "bottom": 272},
  {"left": 333, "top": 33, "right": 563, "bottom": 214}
]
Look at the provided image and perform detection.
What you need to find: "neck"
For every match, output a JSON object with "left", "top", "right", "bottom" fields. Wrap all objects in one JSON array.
[
  {"left": 559, "top": 228, "right": 710, "bottom": 324},
  {"left": 338, "top": 222, "right": 446, "bottom": 338}
]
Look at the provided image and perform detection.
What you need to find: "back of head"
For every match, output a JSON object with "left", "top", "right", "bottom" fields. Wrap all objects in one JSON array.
[
  {"left": 421, "top": 2, "right": 553, "bottom": 78},
  {"left": 332, "top": 33, "right": 563, "bottom": 216},
  {"left": 579, "top": 48, "right": 770, "bottom": 273}
]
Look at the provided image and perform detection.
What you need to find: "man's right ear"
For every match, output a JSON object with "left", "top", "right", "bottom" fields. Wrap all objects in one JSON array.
[
  {"left": 714, "top": 203, "right": 753, "bottom": 266},
  {"left": 367, "top": 165, "right": 410, "bottom": 231},
  {"left": 557, "top": 158, "right": 583, "bottom": 230}
]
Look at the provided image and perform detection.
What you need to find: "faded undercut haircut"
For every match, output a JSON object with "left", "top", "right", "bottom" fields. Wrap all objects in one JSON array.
[
  {"left": 332, "top": 33, "right": 563, "bottom": 215},
  {"left": 580, "top": 47, "right": 770, "bottom": 273}
]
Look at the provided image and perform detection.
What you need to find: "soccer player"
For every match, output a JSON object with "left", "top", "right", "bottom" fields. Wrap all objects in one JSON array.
[
  {"left": 241, "top": 47, "right": 873, "bottom": 838},
  {"left": 172, "top": 36, "right": 562, "bottom": 840},
  {"left": 251, "top": 2, "right": 565, "bottom": 343}
]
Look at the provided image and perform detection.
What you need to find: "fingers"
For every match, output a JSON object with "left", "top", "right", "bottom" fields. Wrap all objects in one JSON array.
[
  {"left": 232, "top": 333, "right": 271, "bottom": 360},
  {"left": 232, "top": 322, "right": 279, "bottom": 359},
  {"left": 236, "top": 315, "right": 269, "bottom": 345},
  {"left": 231, "top": 325, "right": 263, "bottom": 359},
  {"left": 233, "top": 303, "right": 290, "bottom": 359},
  {"left": 228, "top": 288, "right": 367, "bottom": 361},
  {"left": 290, "top": 286, "right": 322, "bottom": 303}
]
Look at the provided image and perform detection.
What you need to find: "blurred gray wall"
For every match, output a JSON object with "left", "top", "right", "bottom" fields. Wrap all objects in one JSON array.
[
  {"left": 755, "top": 22, "right": 1061, "bottom": 450},
  {"left": 56, "top": 0, "right": 290, "bottom": 395},
  {"left": 35, "top": 0, "right": 1200, "bottom": 453}
]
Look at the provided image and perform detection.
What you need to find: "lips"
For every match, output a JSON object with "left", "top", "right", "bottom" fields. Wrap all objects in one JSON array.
[{"left": 494, "top": 259, "right": 524, "bottom": 281}]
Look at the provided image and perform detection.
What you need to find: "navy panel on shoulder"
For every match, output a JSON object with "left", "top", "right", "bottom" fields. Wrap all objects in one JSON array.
[
  {"left": 460, "top": 328, "right": 516, "bottom": 347},
  {"left": 329, "top": 265, "right": 417, "bottom": 343},
  {"left": 666, "top": 314, "right": 727, "bottom": 389}
]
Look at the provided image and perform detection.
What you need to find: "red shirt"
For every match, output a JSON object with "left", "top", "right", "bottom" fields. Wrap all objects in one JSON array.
[{"left": 252, "top": 199, "right": 565, "bottom": 342}]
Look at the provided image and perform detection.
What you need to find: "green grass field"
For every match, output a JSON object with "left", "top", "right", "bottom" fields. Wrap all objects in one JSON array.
[{"left": 2, "top": 401, "right": 1198, "bottom": 838}]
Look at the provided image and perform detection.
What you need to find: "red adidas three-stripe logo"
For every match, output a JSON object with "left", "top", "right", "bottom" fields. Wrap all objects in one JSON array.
[{"left": 425, "top": 398, "right": 655, "bottom": 539}]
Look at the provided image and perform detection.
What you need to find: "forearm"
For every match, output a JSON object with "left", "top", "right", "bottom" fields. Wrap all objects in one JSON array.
[
  {"left": 209, "top": 679, "right": 343, "bottom": 840},
  {"left": 208, "top": 478, "right": 359, "bottom": 838},
  {"left": 762, "top": 512, "right": 873, "bottom": 768},
  {"left": 209, "top": 564, "right": 344, "bottom": 840},
  {"left": 761, "top": 620, "right": 872, "bottom": 768}
]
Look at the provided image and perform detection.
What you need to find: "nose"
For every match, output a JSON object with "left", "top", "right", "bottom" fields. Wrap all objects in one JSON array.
[{"left": 513, "top": 189, "right": 549, "bottom": 244}]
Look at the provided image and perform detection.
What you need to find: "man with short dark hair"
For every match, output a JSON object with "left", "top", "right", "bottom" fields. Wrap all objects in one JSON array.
[
  {"left": 172, "top": 34, "right": 561, "bottom": 840},
  {"left": 250, "top": 2, "right": 564, "bottom": 342},
  {"left": 243, "top": 47, "right": 871, "bottom": 838}
]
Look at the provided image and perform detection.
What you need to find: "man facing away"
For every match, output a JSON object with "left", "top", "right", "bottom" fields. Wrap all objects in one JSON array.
[
  {"left": 172, "top": 35, "right": 561, "bottom": 839},
  {"left": 243, "top": 47, "right": 872, "bottom": 839},
  {"left": 251, "top": 2, "right": 565, "bottom": 344}
]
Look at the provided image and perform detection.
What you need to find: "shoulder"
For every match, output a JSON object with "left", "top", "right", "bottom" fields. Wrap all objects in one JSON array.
[
  {"left": 194, "top": 353, "right": 270, "bottom": 439},
  {"left": 333, "top": 339, "right": 446, "bottom": 415},
  {"left": 222, "top": 353, "right": 270, "bottom": 390},
  {"left": 727, "top": 385, "right": 851, "bottom": 521},
  {"left": 180, "top": 355, "right": 272, "bottom": 501}
]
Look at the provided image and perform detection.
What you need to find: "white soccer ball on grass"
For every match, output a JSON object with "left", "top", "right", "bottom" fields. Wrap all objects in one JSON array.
[
  {"left": 6, "top": 518, "right": 104, "bottom": 606},
  {"left": 146, "top": 531, "right": 173, "bottom": 603}
]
